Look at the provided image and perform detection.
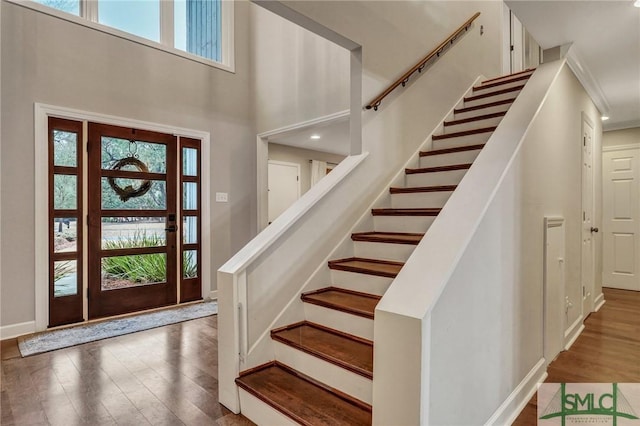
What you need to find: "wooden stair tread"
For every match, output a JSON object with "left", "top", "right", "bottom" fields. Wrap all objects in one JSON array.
[
  {"left": 473, "top": 73, "right": 532, "bottom": 91},
  {"left": 420, "top": 144, "right": 485, "bottom": 157},
  {"left": 390, "top": 185, "right": 456, "bottom": 194},
  {"left": 405, "top": 163, "right": 471, "bottom": 174},
  {"left": 454, "top": 98, "right": 514, "bottom": 114},
  {"left": 480, "top": 68, "right": 534, "bottom": 85},
  {"left": 371, "top": 208, "right": 441, "bottom": 216},
  {"left": 444, "top": 111, "right": 506, "bottom": 127},
  {"left": 351, "top": 231, "right": 424, "bottom": 245},
  {"left": 236, "top": 362, "right": 372, "bottom": 426},
  {"left": 464, "top": 85, "right": 524, "bottom": 102},
  {"left": 432, "top": 126, "right": 496, "bottom": 140},
  {"left": 328, "top": 257, "right": 404, "bottom": 278},
  {"left": 302, "top": 287, "right": 381, "bottom": 319},
  {"left": 271, "top": 321, "right": 373, "bottom": 378}
]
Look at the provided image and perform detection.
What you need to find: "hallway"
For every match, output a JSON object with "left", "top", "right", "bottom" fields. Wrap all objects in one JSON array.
[{"left": 514, "top": 287, "right": 640, "bottom": 424}]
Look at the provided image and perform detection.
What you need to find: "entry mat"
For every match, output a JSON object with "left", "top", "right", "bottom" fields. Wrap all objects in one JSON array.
[{"left": 18, "top": 301, "right": 218, "bottom": 357}]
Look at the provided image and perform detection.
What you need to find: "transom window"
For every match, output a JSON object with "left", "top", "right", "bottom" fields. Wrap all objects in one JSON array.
[{"left": 32, "top": 0, "right": 226, "bottom": 65}]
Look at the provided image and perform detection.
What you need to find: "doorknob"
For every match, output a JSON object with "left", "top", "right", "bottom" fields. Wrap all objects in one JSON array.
[
  {"left": 165, "top": 225, "right": 177, "bottom": 232},
  {"left": 590, "top": 227, "right": 599, "bottom": 233}
]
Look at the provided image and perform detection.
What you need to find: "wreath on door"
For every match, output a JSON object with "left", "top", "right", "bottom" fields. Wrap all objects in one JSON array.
[{"left": 108, "top": 144, "right": 152, "bottom": 202}]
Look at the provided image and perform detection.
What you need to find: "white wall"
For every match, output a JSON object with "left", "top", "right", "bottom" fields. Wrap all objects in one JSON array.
[
  {"left": 0, "top": 1, "right": 256, "bottom": 329},
  {"left": 268, "top": 143, "right": 345, "bottom": 194},
  {"left": 603, "top": 127, "right": 640, "bottom": 147},
  {"left": 250, "top": 3, "right": 350, "bottom": 134},
  {"left": 430, "top": 66, "right": 602, "bottom": 424}
]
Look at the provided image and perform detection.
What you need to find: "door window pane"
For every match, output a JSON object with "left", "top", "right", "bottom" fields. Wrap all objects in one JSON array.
[
  {"left": 102, "top": 217, "right": 166, "bottom": 249},
  {"left": 53, "top": 130, "right": 77, "bottom": 167},
  {"left": 35, "top": 0, "right": 80, "bottom": 15},
  {"left": 54, "top": 260, "right": 78, "bottom": 297},
  {"left": 98, "top": 0, "right": 160, "bottom": 42},
  {"left": 183, "top": 182, "right": 198, "bottom": 210},
  {"left": 183, "top": 250, "right": 198, "bottom": 278},
  {"left": 101, "top": 178, "right": 166, "bottom": 210},
  {"left": 54, "top": 175, "right": 77, "bottom": 209},
  {"left": 101, "top": 137, "right": 167, "bottom": 173},
  {"left": 183, "top": 216, "right": 198, "bottom": 244},
  {"left": 102, "top": 253, "right": 167, "bottom": 290},
  {"left": 53, "top": 218, "right": 78, "bottom": 253},
  {"left": 182, "top": 147, "right": 198, "bottom": 176},
  {"left": 174, "top": 0, "right": 221, "bottom": 61}
]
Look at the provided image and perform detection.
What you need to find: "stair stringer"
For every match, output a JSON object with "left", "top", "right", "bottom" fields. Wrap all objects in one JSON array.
[
  {"left": 372, "top": 62, "right": 565, "bottom": 425},
  {"left": 236, "top": 73, "right": 486, "bottom": 374}
]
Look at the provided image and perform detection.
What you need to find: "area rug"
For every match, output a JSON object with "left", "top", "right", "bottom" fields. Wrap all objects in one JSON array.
[{"left": 18, "top": 301, "right": 217, "bottom": 357}]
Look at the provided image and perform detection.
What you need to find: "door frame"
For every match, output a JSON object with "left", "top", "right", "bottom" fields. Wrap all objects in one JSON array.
[
  {"left": 34, "top": 103, "right": 211, "bottom": 332},
  {"left": 581, "top": 112, "right": 596, "bottom": 317}
]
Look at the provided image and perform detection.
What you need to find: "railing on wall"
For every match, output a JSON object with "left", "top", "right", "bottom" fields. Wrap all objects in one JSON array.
[{"left": 365, "top": 12, "right": 481, "bottom": 111}]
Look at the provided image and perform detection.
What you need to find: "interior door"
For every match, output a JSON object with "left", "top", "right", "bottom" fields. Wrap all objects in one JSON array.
[
  {"left": 581, "top": 118, "right": 595, "bottom": 316},
  {"left": 268, "top": 161, "right": 300, "bottom": 224},
  {"left": 603, "top": 148, "right": 640, "bottom": 291},
  {"left": 88, "top": 123, "right": 177, "bottom": 319}
]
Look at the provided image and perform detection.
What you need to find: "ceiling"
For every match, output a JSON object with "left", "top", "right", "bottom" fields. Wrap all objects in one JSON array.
[
  {"left": 506, "top": 0, "right": 640, "bottom": 131},
  {"left": 267, "top": 117, "right": 351, "bottom": 156}
]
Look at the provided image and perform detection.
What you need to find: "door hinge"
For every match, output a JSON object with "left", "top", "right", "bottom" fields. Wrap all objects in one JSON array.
[
  {"left": 583, "top": 136, "right": 586, "bottom": 146},
  {"left": 510, "top": 45, "right": 514, "bottom": 52},
  {"left": 583, "top": 286, "right": 585, "bottom": 297},
  {"left": 86, "top": 214, "right": 89, "bottom": 226}
]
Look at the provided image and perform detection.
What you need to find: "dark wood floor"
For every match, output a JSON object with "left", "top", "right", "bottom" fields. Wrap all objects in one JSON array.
[
  {"left": 2, "top": 287, "right": 637, "bottom": 425},
  {"left": 0, "top": 315, "right": 254, "bottom": 425},
  {"left": 513, "top": 287, "right": 640, "bottom": 425}
]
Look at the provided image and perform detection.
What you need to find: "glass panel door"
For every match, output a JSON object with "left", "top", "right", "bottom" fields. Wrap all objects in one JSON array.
[
  {"left": 179, "top": 138, "right": 202, "bottom": 302},
  {"left": 88, "top": 123, "right": 177, "bottom": 319},
  {"left": 48, "top": 117, "right": 84, "bottom": 327}
]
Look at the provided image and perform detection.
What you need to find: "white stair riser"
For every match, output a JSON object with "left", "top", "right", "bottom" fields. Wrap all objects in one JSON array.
[
  {"left": 353, "top": 240, "right": 416, "bottom": 262},
  {"left": 474, "top": 77, "right": 529, "bottom": 93},
  {"left": 432, "top": 131, "right": 492, "bottom": 149},
  {"left": 454, "top": 102, "right": 512, "bottom": 121},
  {"left": 463, "top": 91, "right": 519, "bottom": 109},
  {"left": 238, "top": 388, "right": 299, "bottom": 426},
  {"left": 330, "top": 270, "right": 393, "bottom": 295},
  {"left": 405, "top": 169, "right": 467, "bottom": 187},
  {"left": 390, "top": 191, "right": 452, "bottom": 209},
  {"left": 373, "top": 215, "right": 436, "bottom": 234},
  {"left": 420, "top": 149, "right": 481, "bottom": 168},
  {"left": 273, "top": 342, "right": 373, "bottom": 405},
  {"left": 304, "top": 303, "right": 374, "bottom": 340},
  {"left": 443, "top": 115, "right": 503, "bottom": 133}
]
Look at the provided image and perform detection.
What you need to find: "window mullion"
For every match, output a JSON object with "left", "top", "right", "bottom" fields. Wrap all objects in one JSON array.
[
  {"left": 83, "top": 0, "right": 98, "bottom": 22},
  {"left": 160, "top": 0, "right": 175, "bottom": 47}
]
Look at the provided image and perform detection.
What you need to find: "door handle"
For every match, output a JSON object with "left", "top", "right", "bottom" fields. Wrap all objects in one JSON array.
[
  {"left": 590, "top": 227, "right": 599, "bottom": 233},
  {"left": 165, "top": 225, "right": 177, "bottom": 232}
]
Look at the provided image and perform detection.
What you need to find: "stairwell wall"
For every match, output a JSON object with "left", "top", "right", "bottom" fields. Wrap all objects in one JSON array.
[{"left": 374, "top": 61, "right": 602, "bottom": 424}]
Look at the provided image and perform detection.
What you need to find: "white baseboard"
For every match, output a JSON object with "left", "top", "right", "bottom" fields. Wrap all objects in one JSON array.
[
  {"left": 564, "top": 316, "right": 585, "bottom": 351},
  {"left": 1, "top": 321, "right": 36, "bottom": 340},
  {"left": 594, "top": 293, "right": 605, "bottom": 312},
  {"left": 485, "top": 358, "right": 547, "bottom": 426},
  {"left": 209, "top": 290, "right": 218, "bottom": 301}
]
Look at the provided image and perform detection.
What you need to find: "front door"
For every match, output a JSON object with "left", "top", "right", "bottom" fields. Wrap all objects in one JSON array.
[{"left": 87, "top": 123, "right": 178, "bottom": 319}]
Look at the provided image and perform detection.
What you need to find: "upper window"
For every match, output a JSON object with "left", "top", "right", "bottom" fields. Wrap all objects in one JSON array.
[{"left": 31, "top": 0, "right": 227, "bottom": 67}]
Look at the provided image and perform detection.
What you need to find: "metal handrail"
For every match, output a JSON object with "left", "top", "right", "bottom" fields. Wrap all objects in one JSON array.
[{"left": 365, "top": 12, "right": 481, "bottom": 111}]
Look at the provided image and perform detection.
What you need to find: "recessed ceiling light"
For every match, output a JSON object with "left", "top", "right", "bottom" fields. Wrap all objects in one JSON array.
[
  {"left": 601, "top": 116, "right": 610, "bottom": 121},
  {"left": 634, "top": 0, "right": 640, "bottom": 8},
  {"left": 310, "top": 134, "right": 321, "bottom": 140}
]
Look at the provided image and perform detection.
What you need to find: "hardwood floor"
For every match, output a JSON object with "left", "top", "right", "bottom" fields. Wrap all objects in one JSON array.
[
  {"left": 1, "top": 287, "right": 637, "bottom": 425},
  {"left": 513, "top": 287, "right": 640, "bottom": 425},
  {"left": 0, "top": 315, "right": 253, "bottom": 426}
]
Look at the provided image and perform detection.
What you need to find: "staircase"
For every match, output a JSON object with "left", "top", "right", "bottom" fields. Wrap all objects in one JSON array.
[{"left": 235, "top": 69, "right": 535, "bottom": 425}]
